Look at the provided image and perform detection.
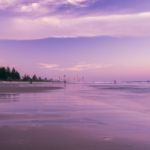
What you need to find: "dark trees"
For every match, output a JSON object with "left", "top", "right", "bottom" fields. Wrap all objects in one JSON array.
[
  {"left": 0, "top": 66, "right": 48, "bottom": 82},
  {"left": 0, "top": 67, "right": 21, "bottom": 81}
]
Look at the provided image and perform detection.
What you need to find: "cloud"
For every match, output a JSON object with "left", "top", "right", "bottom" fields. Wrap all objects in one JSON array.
[
  {"left": 39, "top": 63, "right": 59, "bottom": 69},
  {"left": 39, "top": 63, "right": 111, "bottom": 72},
  {"left": 18, "top": 3, "right": 42, "bottom": 13},
  {"left": 66, "top": 64, "right": 106, "bottom": 71},
  {"left": 0, "top": 1, "right": 150, "bottom": 39},
  {"left": 66, "top": 0, "right": 93, "bottom": 6},
  {"left": 0, "top": 11, "right": 149, "bottom": 39},
  {"left": 0, "top": 0, "right": 18, "bottom": 9},
  {"left": 0, "top": 0, "right": 92, "bottom": 12}
]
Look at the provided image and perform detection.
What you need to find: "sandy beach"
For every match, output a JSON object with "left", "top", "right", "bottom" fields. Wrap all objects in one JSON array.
[
  {"left": 0, "top": 82, "right": 63, "bottom": 93},
  {"left": 0, "top": 125, "right": 148, "bottom": 150},
  {"left": 0, "top": 83, "right": 150, "bottom": 150}
]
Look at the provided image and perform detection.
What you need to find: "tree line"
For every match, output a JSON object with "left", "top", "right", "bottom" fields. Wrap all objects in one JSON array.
[{"left": 0, "top": 66, "right": 47, "bottom": 82}]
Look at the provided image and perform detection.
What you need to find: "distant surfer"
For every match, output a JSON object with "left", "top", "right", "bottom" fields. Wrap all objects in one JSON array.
[
  {"left": 30, "top": 79, "right": 33, "bottom": 84},
  {"left": 63, "top": 75, "right": 67, "bottom": 88},
  {"left": 114, "top": 80, "right": 117, "bottom": 84}
]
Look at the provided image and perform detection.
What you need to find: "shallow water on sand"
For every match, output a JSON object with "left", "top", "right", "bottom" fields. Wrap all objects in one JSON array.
[{"left": 0, "top": 82, "right": 150, "bottom": 150}]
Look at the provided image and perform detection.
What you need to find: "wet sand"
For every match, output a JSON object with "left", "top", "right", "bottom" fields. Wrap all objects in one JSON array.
[
  {"left": 0, "top": 82, "right": 63, "bottom": 93},
  {"left": 0, "top": 83, "right": 150, "bottom": 150},
  {"left": 0, "top": 125, "right": 148, "bottom": 150},
  {"left": 0, "top": 86, "right": 63, "bottom": 93}
]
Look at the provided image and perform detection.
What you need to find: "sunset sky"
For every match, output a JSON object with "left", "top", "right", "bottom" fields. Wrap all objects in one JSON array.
[{"left": 0, "top": 0, "right": 150, "bottom": 81}]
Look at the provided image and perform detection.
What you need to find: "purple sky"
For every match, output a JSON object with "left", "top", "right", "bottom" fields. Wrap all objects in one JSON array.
[{"left": 0, "top": 0, "right": 150, "bottom": 81}]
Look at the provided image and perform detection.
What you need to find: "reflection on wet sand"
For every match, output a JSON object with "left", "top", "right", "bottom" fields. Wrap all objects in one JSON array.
[
  {"left": 0, "top": 93, "right": 18, "bottom": 103},
  {"left": 0, "top": 125, "right": 148, "bottom": 150},
  {"left": 0, "top": 82, "right": 150, "bottom": 150}
]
